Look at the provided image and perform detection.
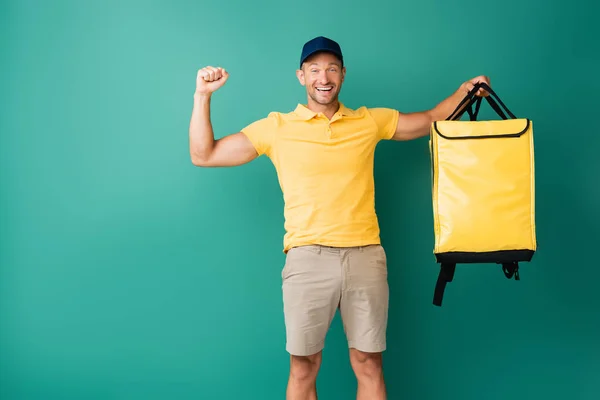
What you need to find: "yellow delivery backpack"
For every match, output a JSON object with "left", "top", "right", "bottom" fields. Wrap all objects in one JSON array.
[{"left": 429, "top": 82, "right": 536, "bottom": 306}]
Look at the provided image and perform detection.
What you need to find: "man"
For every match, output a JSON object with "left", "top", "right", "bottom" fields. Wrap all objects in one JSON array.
[{"left": 189, "top": 36, "right": 490, "bottom": 400}]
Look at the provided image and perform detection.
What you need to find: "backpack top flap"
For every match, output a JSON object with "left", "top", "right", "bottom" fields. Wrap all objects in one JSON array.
[{"left": 433, "top": 118, "right": 531, "bottom": 140}]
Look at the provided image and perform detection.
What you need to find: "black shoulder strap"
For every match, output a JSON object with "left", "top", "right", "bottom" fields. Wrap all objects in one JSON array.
[
  {"left": 433, "top": 261, "right": 521, "bottom": 306},
  {"left": 502, "top": 262, "right": 520, "bottom": 280},
  {"left": 433, "top": 263, "right": 456, "bottom": 306}
]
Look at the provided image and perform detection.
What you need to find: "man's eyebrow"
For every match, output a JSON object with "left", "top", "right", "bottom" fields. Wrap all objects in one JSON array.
[{"left": 308, "top": 62, "right": 341, "bottom": 67}]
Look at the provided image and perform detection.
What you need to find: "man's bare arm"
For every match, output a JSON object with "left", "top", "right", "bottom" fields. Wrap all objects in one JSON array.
[
  {"left": 189, "top": 66, "right": 258, "bottom": 167},
  {"left": 390, "top": 75, "right": 491, "bottom": 141}
]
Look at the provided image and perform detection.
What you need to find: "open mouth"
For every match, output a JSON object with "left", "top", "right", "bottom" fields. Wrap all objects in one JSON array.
[{"left": 316, "top": 87, "right": 333, "bottom": 92}]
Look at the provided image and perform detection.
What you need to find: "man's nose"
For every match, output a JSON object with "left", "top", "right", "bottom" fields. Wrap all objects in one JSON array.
[{"left": 318, "top": 71, "right": 330, "bottom": 83}]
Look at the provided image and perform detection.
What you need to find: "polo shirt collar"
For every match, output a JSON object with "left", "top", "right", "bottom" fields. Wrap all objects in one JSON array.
[{"left": 294, "top": 103, "right": 352, "bottom": 120}]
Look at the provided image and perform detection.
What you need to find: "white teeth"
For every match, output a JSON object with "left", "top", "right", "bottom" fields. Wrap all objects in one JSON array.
[{"left": 317, "top": 87, "right": 332, "bottom": 91}]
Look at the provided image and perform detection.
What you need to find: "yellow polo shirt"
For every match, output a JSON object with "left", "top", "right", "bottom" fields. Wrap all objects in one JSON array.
[{"left": 241, "top": 103, "right": 399, "bottom": 252}]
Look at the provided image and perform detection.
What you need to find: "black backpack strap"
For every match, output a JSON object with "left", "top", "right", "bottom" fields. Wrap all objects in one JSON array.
[
  {"left": 433, "top": 263, "right": 456, "bottom": 306},
  {"left": 502, "top": 262, "right": 520, "bottom": 280}
]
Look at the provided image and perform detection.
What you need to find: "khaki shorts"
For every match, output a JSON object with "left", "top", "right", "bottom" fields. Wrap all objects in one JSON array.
[{"left": 281, "top": 244, "right": 389, "bottom": 356}]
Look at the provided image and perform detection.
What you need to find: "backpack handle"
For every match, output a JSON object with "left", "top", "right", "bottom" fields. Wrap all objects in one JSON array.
[{"left": 446, "top": 82, "right": 517, "bottom": 121}]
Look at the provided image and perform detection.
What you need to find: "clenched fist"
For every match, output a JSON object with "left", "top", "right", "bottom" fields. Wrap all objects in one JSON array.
[
  {"left": 196, "top": 66, "right": 229, "bottom": 96},
  {"left": 462, "top": 75, "right": 491, "bottom": 97}
]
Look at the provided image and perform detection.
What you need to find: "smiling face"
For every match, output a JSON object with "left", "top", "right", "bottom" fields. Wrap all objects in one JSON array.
[{"left": 296, "top": 51, "right": 346, "bottom": 107}]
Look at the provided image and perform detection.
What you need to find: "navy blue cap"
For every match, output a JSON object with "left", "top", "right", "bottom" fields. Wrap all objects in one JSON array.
[{"left": 299, "top": 36, "right": 343, "bottom": 67}]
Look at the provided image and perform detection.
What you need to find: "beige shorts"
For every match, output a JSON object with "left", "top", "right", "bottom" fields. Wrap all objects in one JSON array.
[{"left": 281, "top": 244, "right": 389, "bottom": 356}]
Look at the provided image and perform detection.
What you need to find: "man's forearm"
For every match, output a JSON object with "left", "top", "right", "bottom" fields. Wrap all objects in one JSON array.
[
  {"left": 391, "top": 77, "right": 489, "bottom": 141},
  {"left": 427, "top": 84, "right": 470, "bottom": 122},
  {"left": 393, "top": 84, "right": 471, "bottom": 141},
  {"left": 189, "top": 93, "right": 215, "bottom": 163}
]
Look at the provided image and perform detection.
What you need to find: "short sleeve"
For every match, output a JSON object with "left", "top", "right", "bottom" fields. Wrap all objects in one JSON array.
[
  {"left": 368, "top": 108, "right": 399, "bottom": 140},
  {"left": 240, "top": 113, "right": 278, "bottom": 157}
]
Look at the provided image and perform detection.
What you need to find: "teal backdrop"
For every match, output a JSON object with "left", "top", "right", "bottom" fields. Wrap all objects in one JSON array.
[{"left": 1, "top": 0, "right": 598, "bottom": 399}]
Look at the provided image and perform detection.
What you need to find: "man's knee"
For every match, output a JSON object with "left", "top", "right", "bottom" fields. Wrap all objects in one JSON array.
[
  {"left": 350, "top": 349, "right": 383, "bottom": 379},
  {"left": 290, "top": 352, "right": 322, "bottom": 382}
]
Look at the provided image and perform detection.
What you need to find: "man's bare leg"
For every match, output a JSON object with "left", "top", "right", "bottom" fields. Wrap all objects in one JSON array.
[
  {"left": 349, "top": 349, "right": 386, "bottom": 400},
  {"left": 286, "top": 351, "right": 322, "bottom": 400}
]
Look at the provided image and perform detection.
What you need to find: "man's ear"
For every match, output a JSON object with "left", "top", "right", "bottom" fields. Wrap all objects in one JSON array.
[
  {"left": 342, "top": 66, "right": 346, "bottom": 82},
  {"left": 296, "top": 68, "right": 306, "bottom": 86}
]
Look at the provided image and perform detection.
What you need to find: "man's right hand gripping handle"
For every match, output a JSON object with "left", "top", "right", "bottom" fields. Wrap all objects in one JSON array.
[{"left": 189, "top": 66, "right": 258, "bottom": 167}]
